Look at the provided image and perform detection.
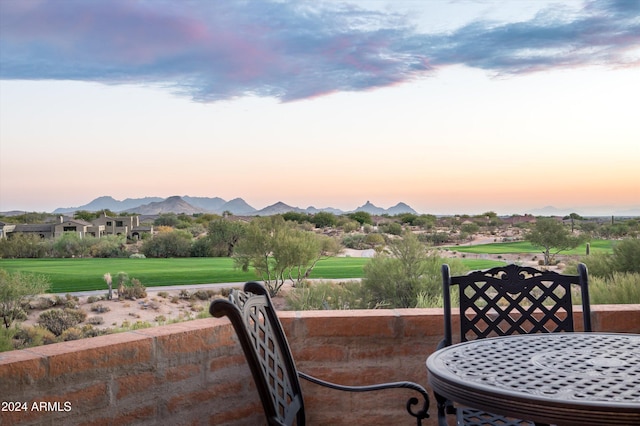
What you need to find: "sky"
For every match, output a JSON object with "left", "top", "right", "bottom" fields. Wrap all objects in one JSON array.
[{"left": 1, "top": 0, "right": 639, "bottom": 216}]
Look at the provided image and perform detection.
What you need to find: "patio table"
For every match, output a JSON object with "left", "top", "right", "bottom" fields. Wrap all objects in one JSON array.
[{"left": 427, "top": 333, "right": 640, "bottom": 425}]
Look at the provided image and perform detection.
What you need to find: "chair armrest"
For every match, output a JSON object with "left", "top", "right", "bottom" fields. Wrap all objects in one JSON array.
[{"left": 298, "top": 371, "right": 429, "bottom": 425}]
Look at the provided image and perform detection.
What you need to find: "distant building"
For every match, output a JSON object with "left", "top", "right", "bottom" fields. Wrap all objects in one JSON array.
[{"left": 0, "top": 213, "right": 152, "bottom": 240}]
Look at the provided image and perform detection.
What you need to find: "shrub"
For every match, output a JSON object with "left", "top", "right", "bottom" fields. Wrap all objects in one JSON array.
[
  {"left": 12, "top": 325, "right": 57, "bottom": 349},
  {"left": 190, "top": 303, "right": 205, "bottom": 312},
  {"left": 38, "top": 308, "right": 87, "bottom": 336},
  {"left": 91, "top": 304, "right": 110, "bottom": 313},
  {"left": 612, "top": 238, "right": 640, "bottom": 274},
  {"left": 589, "top": 272, "right": 640, "bottom": 304},
  {"left": 0, "top": 327, "right": 17, "bottom": 352},
  {"left": 30, "top": 296, "right": 56, "bottom": 310},
  {"left": 193, "top": 290, "right": 210, "bottom": 301},
  {"left": 81, "top": 324, "right": 108, "bottom": 338},
  {"left": 119, "top": 278, "right": 147, "bottom": 300},
  {"left": 60, "top": 327, "right": 83, "bottom": 341},
  {"left": 87, "top": 316, "right": 104, "bottom": 325},
  {"left": 130, "top": 321, "right": 152, "bottom": 330},
  {"left": 285, "top": 281, "right": 367, "bottom": 310}
]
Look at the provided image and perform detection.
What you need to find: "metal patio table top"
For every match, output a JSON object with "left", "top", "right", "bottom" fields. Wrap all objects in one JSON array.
[{"left": 427, "top": 333, "right": 640, "bottom": 426}]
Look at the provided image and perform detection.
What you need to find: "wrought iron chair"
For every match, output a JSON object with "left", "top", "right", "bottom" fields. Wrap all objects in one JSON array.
[
  {"left": 210, "top": 281, "right": 430, "bottom": 426},
  {"left": 437, "top": 263, "right": 591, "bottom": 426}
]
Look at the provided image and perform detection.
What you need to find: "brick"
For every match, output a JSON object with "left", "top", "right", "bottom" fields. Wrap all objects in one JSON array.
[
  {"left": 0, "top": 351, "right": 47, "bottom": 392},
  {"left": 29, "top": 333, "right": 154, "bottom": 379},
  {"left": 295, "top": 343, "right": 348, "bottom": 363},
  {"left": 300, "top": 310, "right": 396, "bottom": 338},
  {"left": 207, "top": 401, "right": 264, "bottom": 425},
  {"left": 116, "top": 371, "right": 157, "bottom": 399},
  {"left": 166, "top": 381, "right": 243, "bottom": 414},
  {"left": 166, "top": 363, "right": 201, "bottom": 383}
]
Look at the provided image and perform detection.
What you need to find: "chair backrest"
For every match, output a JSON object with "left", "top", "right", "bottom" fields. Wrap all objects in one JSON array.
[
  {"left": 442, "top": 263, "right": 591, "bottom": 346},
  {"left": 210, "top": 282, "right": 305, "bottom": 426}
]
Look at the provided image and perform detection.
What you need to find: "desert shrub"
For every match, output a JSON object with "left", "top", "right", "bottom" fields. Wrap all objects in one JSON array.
[
  {"left": 86, "top": 295, "right": 103, "bottom": 303},
  {"left": 141, "top": 230, "right": 192, "bottom": 258},
  {"left": 611, "top": 238, "right": 640, "bottom": 274},
  {"left": 81, "top": 324, "right": 108, "bottom": 338},
  {"left": 30, "top": 296, "right": 56, "bottom": 310},
  {"left": 196, "top": 310, "right": 210, "bottom": 319},
  {"left": 341, "top": 233, "right": 367, "bottom": 250},
  {"left": 0, "top": 327, "right": 17, "bottom": 352},
  {"left": 155, "top": 315, "right": 167, "bottom": 323},
  {"left": 119, "top": 278, "right": 147, "bottom": 299},
  {"left": 179, "top": 289, "right": 191, "bottom": 299},
  {"left": 90, "top": 235, "right": 128, "bottom": 258},
  {"left": 60, "top": 327, "right": 83, "bottom": 341},
  {"left": 418, "top": 232, "right": 450, "bottom": 245},
  {"left": 193, "top": 290, "right": 210, "bottom": 301},
  {"left": 91, "top": 304, "right": 110, "bottom": 313},
  {"left": 190, "top": 303, "right": 205, "bottom": 312},
  {"left": 285, "top": 281, "right": 368, "bottom": 310},
  {"left": 158, "top": 291, "right": 169, "bottom": 298},
  {"left": 38, "top": 308, "right": 87, "bottom": 336},
  {"left": 4, "top": 306, "right": 28, "bottom": 323},
  {"left": 13, "top": 325, "right": 57, "bottom": 349},
  {"left": 588, "top": 272, "right": 640, "bottom": 304},
  {"left": 379, "top": 222, "right": 403, "bottom": 236},
  {"left": 130, "top": 321, "right": 152, "bottom": 330},
  {"left": 87, "top": 316, "right": 104, "bottom": 325},
  {"left": 578, "top": 252, "right": 613, "bottom": 278},
  {"left": 342, "top": 233, "right": 386, "bottom": 250},
  {"left": 415, "top": 291, "right": 444, "bottom": 308}
]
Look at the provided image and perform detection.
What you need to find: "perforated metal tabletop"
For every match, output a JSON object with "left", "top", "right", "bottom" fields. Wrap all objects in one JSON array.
[{"left": 427, "top": 333, "right": 640, "bottom": 425}]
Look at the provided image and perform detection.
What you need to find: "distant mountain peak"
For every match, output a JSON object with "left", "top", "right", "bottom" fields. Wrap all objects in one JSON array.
[{"left": 49, "top": 196, "right": 420, "bottom": 217}]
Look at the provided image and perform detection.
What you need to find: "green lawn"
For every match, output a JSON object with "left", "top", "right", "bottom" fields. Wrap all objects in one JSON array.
[
  {"left": 0, "top": 257, "right": 370, "bottom": 293},
  {"left": 447, "top": 240, "right": 614, "bottom": 256},
  {"left": 0, "top": 256, "right": 505, "bottom": 294}
]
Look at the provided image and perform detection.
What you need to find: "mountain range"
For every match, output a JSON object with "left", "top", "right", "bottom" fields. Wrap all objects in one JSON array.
[{"left": 52, "top": 196, "right": 418, "bottom": 216}]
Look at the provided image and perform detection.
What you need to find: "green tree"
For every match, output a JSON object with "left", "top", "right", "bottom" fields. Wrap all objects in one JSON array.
[
  {"left": 347, "top": 211, "right": 373, "bottom": 226},
  {"left": 611, "top": 238, "right": 640, "bottom": 274},
  {"left": 526, "top": 218, "right": 587, "bottom": 265},
  {"left": 154, "top": 213, "right": 180, "bottom": 227},
  {"left": 233, "top": 216, "right": 340, "bottom": 296},
  {"left": 282, "top": 212, "right": 309, "bottom": 223},
  {"left": 0, "top": 233, "right": 46, "bottom": 258},
  {"left": 141, "top": 230, "right": 192, "bottom": 257},
  {"left": 0, "top": 269, "right": 50, "bottom": 328},
  {"left": 74, "top": 210, "right": 97, "bottom": 221},
  {"left": 563, "top": 213, "right": 584, "bottom": 233},
  {"left": 362, "top": 232, "right": 440, "bottom": 308},
  {"left": 207, "top": 219, "right": 246, "bottom": 257},
  {"left": 52, "top": 232, "right": 84, "bottom": 257},
  {"left": 311, "top": 212, "right": 337, "bottom": 228}
]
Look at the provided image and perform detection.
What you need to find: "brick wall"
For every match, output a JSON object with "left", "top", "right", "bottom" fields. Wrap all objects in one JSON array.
[{"left": 1, "top": 305, "right": 639, "bottom": 426}]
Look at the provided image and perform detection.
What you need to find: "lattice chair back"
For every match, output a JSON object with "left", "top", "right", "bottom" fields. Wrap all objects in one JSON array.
[
  {"left": 436, "top": 263, "right": 592, "bottom": 426},
  {"left": 210, "top": 281, "right": 304, "bottom": 426},
  {"left": 442, "top": 263, "right": 591, "bottom": 346}
]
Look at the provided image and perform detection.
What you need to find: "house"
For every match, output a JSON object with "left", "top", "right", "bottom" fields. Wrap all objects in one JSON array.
[
  {"left": 0, "top": 213, "right": 152, "bottom": 240},
  {"left": 91, "top": 212, "right": 152, "bottom": 239}
]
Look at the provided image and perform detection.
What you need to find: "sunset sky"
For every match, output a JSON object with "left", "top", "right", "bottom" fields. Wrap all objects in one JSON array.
[{"left": 1, "top": 0, "right": 639, "bottom": 216}]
